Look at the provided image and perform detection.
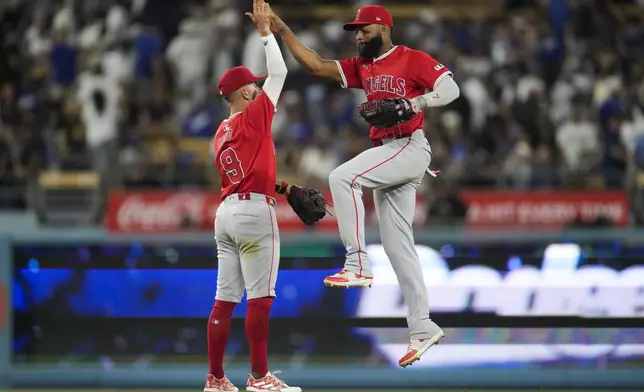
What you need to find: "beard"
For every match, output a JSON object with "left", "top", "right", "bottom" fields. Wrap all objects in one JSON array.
[
  {"left": 358, "top": 34, "right": 384, "bottom": 58},
  {"left": 251, "top": 90, "right": 258, "bottom": 100}
]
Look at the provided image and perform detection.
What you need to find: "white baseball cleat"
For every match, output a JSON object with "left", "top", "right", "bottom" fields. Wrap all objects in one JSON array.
[
  {"left": 398, "top": 324, "right": 444, "bottom": 368},
  {"left": 246, "top": 371, "right": 301, "bottom": 392},
  {"left": 204, "top": 374, "right": 238, "bottom": 392},
  {"left": 323, "top": 269, "right": 373, "bottom": 288}
]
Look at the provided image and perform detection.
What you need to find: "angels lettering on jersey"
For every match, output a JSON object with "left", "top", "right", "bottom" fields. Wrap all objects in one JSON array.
[
  {"left": 336, "top": 46, "right": 452, "bottom": 143},
  {"left": 363, "top": 74, "right": 406, "bottom": 97}
]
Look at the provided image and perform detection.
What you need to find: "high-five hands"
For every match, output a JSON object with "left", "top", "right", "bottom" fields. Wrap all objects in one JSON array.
[
  {"left": 245, "top": 0, "right": 272, "bottom": 36},
  {"left": 264, "top": 2, "right": 285, "bottom": 34}
]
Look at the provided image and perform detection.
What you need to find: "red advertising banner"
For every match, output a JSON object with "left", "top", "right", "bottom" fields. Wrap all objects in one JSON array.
[
  {"left": 460, "top": 191, "right": 629, "bottom": 229},
  {"left": 106, "top": 191, "right": 336, "bottom": 233},
  {"left": 106, "top": 191, "right": 429, "bottom": 233}
]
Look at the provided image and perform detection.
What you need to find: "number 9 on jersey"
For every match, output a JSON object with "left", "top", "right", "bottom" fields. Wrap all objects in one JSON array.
[{"left": 219, "top": 147, "right": 245, "bottom": 183}]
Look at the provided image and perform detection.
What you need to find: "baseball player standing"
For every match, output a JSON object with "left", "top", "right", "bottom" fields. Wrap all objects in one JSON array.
[
  {"left": 268, "top": 5, "right": 460, "bottom": 367},
  {"left": 204, "top": 1, "right": 307, "bottom": 391}
]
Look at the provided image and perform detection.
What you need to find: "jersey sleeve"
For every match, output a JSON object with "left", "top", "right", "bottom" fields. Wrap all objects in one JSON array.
[
  {"left": 241, "top": 93, "right": 275, "bottom": 136},
  {"left": 335, "top": 57, "right": 363, "bottom": 89},
  {"left": 412, "top": 51, "right": 453, "bottom": 91}
]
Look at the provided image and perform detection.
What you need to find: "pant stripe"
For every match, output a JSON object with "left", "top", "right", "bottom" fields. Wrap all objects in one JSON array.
[
  {"left": 349, "top": 137, "right": 413, "bottom": 275},
  {"left": 266, "top": 204, "right": 276, "bottom": 297}
]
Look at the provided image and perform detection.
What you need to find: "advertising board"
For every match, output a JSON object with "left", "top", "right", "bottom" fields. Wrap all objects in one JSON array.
[{"left": 11, "top": 240, "right": 644, "bottom": 370}]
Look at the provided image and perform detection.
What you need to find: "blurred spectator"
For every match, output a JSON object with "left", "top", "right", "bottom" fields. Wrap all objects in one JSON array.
[
  {"left": 77, "top": 60, "right": 121, "bottom": 193},
  {"left": 298, "top": 131, "right": 340, "bottom": 188},
  {"left": 620, "top": 104, "right": 644, "bottom": 162},
  {"left": 530, "top": 144, "right": 559, "bottom": 189},
  {"left": 0, "top": 43, "right": 23, "bottom": 94},
  {"left": 0, "top": 84, "right": 21, "bottom": 131},
  {"left": 556, "top": 100, "right": 600, "bottom": 175},
  {"left": 242, "top": 28, "right": 267, "bottom": 77},
  {"left": 52, "top": 0, "right": 74, "bottom": 34},
  {"left": 0, "top": 137, "right": 24, "bottom": 210},
  {"left": 601, "top": 114, "right": 627, "bottom": 188},
  {"left": 102, "top": 41, "right": 133, "bottom": 85},
  {"left": 498, "top": 140, "right": 532, "bottom": 189},
  {"left": 166, "top": 19, "right": 208, "bottom": 120},
  {"left": 105, "top": 0, "right": 129, "bottom": 44},
  {"left": 25, "top": 16, "right": 52, "bottom": 59},
  {"left": 181, "top": 99, "right": 219, "bottom": 138},
  {"left": 49, "top": 30, "right": 78, "bottom": 91},
  {"left": 133, "top": 24, "right": 164, "bottom": 109},
  {"left": 77, "top": 10, "right": 105, "bottom": 52}
]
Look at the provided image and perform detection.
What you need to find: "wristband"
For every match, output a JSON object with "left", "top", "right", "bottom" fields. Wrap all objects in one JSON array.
[{"left": 275, "top": 181, "right": 289, "bottom": 195}]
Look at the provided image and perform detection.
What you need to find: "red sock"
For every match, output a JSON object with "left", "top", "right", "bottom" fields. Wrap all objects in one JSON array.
[
  {"left": 207, "top": 300, "right": 236, "bottom": 378},
  {"left": 246, "top": 297, "right": 273, "bottom": 376}
]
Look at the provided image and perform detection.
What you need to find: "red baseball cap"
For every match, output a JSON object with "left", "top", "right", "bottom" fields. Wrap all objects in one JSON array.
[
  {"left": 218, "top": 66, "right": 266, "bottom": 96},
  {"left": 343, "top": 5, "right": 394, "bottom": 31}
]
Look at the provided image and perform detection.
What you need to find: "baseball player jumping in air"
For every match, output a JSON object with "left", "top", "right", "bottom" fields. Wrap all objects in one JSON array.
[
  {"left": 268, "top": 4, "right": 460, "bottom": 367},
  {"left": 205, "top": 1, "right": 327, "bottom": 391}
]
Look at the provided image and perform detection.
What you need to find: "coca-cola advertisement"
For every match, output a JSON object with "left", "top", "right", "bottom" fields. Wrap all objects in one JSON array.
[
  {"left": 106, "top": 192, "right": 218, "bottom": 232},
  {"left": 106, "top": 191, "right": 340, "bottom": 233},
  {"left": 106, "top": 191, "right": 429, "bottom": 233}
]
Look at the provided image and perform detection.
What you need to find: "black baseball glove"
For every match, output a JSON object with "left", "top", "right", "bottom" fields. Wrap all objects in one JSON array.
[
  {"left": 358, "top": 98, "right": 416, "bottom": 128},
  {"left": 287, "top": 185, "right": 328, "bottom": 225}
]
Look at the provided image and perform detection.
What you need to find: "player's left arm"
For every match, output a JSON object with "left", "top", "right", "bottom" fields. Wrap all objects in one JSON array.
[
  {"left": 276, "top": 179, "right": 328, "bottom": 225},
  {"left": 409, "top": 52, "right": 460, "bottom": 112}
]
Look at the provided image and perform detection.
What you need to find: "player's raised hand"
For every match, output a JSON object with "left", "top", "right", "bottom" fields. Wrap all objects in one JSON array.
[
  {"left": 265, "top": 3, "right": 285, "bottom": 34},
  {"left": 245, "top": 0, "right": 271, "bottom": 37}
]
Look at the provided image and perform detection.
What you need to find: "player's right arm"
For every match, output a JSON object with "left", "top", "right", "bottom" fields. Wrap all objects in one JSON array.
[
  {"left": 268, "top": 5, "right": 362, "bottom": 88},
  {"left": 275, "top": 180, "right": 292, "bottom": 195},
  {"left": 246, "top": 0, "right": 288, "bottom": 106}
]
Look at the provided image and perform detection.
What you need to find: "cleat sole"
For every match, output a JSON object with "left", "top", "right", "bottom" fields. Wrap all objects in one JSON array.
[{"left": 323, "top": 280, "right": 374, "bottom": 288}]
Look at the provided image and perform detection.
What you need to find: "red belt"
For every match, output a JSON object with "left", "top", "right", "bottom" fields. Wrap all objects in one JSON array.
[
  {"left": 373, "top": 132, "right": 414, "bottom": 147},
  {"left": 231, "top": 192, "right": 276, "bottom": 206}
]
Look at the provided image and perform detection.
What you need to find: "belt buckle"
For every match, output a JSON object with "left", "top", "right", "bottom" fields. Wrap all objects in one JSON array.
[{"left": 239, "top": 193, "right": 251, "bottom": 201}]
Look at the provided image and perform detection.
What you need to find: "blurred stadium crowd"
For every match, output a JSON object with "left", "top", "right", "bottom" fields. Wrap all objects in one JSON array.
[{"left": 1, "top": 0, "right": 644, "bottom": 221}]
